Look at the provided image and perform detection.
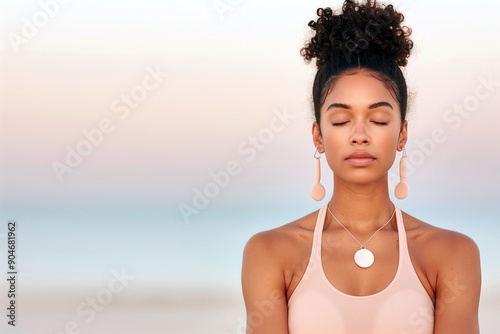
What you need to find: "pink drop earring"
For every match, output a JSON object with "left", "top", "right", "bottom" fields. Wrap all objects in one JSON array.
[
  {"left": 394, "top": 147, "right": 409, "bottom": 200},
  {"left": 311, "top": 149, "right": 326, "bottom": 201}
]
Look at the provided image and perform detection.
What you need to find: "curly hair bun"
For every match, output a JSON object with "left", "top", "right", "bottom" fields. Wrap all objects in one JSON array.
[{"left": 301, "top": 0, "right": 413, "bottom": 69}]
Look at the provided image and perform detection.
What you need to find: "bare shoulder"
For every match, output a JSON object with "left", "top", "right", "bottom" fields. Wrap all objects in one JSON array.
[
  {"left": 241, "top": 210, "right": 319, "bottom": 333},
  {"left": 402, "top": 211, "right": 481, "bottom": 284},
  {"left": 243, "top": 210, "right": 318, "bottom": 265},
  {"left": 403, "top": 211, "right": 480, "bottom": 257},
  {"left": 403, "top": 213, "right": 481, "bottom": 332}
]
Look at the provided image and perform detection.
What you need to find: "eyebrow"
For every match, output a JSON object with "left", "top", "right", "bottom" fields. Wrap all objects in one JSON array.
[{"left": 326, "top": 101, "right": 394, "bottom": 111}]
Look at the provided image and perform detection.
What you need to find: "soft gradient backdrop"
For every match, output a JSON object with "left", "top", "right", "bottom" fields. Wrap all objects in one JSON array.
[{"left": 1, "top": 0, "right": 499, "bottom": 333}]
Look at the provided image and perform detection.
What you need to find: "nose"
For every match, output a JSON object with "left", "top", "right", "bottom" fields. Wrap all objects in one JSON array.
[{"left": 350, "top": 123, "right": 370, "bottom": 145}]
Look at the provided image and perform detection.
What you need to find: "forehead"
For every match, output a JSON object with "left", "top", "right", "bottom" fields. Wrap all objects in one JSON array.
[{"left": 324, "top": 71, "right": 399, "bottom": 109}]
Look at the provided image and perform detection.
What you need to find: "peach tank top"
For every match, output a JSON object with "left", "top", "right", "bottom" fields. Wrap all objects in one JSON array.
[{"left": 288, "top": 204, "right": 434, "bottom": 333}]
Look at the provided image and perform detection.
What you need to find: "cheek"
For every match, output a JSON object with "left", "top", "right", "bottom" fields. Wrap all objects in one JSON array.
[
  {"left": 376, "top": 129, "right": 401, "bottom": 166},
  {"left": 374, "top": 124, "right": 401, "bottom": 147},
  {"left": 322, "top": 127, "right": 400, "bottom": 149},
  {"left": 379, "top": 132, "right": 399, "bottom": 150},
  {"left": 320, "top": 129, "right": 345, "bottom": 151}
]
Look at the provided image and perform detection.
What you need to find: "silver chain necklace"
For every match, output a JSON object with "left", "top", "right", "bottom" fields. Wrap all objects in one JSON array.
[{"left": 327, "top": 205, "right": 396, "bottom": 268}]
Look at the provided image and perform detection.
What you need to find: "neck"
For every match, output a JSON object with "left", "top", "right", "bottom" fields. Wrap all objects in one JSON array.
[{"left": 327, "top": 176, "right": 395, "bottom": 233}]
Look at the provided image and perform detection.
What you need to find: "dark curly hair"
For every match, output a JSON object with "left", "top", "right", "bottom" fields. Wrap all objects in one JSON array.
[{"left": 301, "top": 0, "right": 413, "bottom": 125}]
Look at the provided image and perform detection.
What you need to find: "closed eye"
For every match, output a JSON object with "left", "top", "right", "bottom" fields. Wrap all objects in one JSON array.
[
  {"left": 332, "top": 121, "right": 349, "bottom": 126},
  {"left": 372, "top": 121, "right": 389, "bottom": 125}
]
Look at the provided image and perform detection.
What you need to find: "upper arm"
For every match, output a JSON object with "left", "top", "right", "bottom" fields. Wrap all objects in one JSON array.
[
  {"left": 241, "top": 232, "right": 289, "bottom": 334},
  {"left": 433, "top": 232, "right": 481, "bottom": 334}
]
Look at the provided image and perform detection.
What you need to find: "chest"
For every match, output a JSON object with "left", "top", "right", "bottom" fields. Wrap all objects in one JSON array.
[{"left": 285, "top": 227, "right": 435, "bottom": 302}]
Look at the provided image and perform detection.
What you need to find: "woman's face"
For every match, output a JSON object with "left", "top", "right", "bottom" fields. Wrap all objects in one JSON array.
[{"left": 312, "top": 71, "right": 407, "bottom": 185}]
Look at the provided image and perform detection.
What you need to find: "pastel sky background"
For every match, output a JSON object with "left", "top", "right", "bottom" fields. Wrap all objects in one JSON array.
[{"left": 0, "top": 0, "right": 499, "bottom": 333}]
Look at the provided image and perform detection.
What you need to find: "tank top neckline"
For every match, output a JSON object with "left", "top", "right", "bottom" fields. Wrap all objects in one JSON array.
[
  {"left": 312, "top": 203, "right": 407, "bottom": 299},
  {"left": 287, "top": 204, "right": 435, "bottom": 334}
]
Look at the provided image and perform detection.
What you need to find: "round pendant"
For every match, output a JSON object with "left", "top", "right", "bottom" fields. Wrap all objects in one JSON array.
[{"left": 354, "top": 248, "right": 375, "bottom": 268}]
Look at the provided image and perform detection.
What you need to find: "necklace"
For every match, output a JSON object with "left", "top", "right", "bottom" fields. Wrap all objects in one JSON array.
[{"left": 327, "top": 205, "right": 396, "bottom": 269}]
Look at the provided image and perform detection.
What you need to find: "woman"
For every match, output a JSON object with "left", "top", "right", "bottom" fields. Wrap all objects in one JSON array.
[{"left": 241, "top": 1, "right": 481, "bottom": 333}]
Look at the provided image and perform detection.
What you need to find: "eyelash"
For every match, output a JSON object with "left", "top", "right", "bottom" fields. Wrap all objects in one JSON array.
[{"left": 331, "top": 121, "right": 389, "bottom": 126}]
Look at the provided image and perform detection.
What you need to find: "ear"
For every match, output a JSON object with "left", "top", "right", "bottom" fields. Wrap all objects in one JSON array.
[
  {"left": 312, "top": 121, "right": 324, "bottom": 153},
  {"left": 397, "top": 120, "right": 408, "bottom": 151}
]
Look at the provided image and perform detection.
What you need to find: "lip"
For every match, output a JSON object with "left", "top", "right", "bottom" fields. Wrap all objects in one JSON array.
[{"left": 345, "top": 151, "right": 376, "bottom": 167}]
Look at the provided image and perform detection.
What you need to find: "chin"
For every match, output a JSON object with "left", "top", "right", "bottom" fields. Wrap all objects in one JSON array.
[{"left": 337, "top": 170, "right": 387, "bottom": 186}]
